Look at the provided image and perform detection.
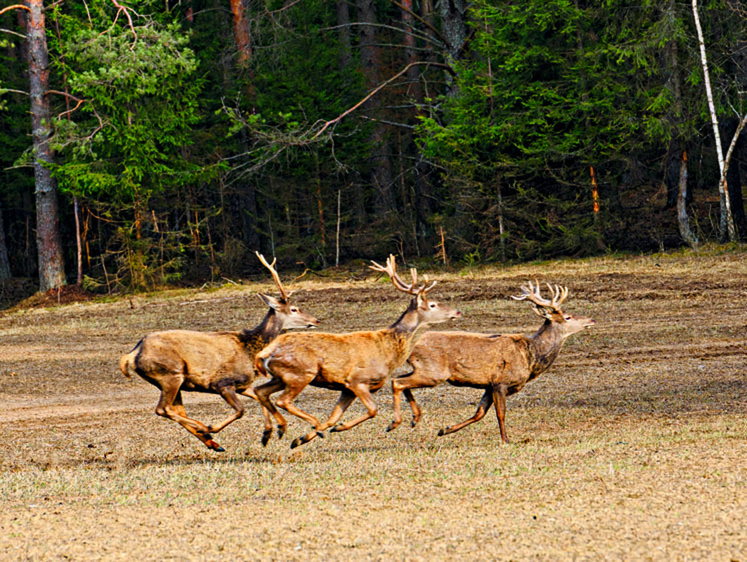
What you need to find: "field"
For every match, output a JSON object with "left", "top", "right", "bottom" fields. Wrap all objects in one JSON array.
[{"left": 0, "top": 249, "right": 745, "bottom": 560}]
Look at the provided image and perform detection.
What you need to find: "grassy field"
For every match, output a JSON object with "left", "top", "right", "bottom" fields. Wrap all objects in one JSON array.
[{"left": 0, "top": 248, "right": 745, "bottom": 560}]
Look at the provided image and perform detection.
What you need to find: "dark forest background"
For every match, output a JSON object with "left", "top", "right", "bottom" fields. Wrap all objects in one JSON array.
[{"left": 1, "top": 0, "right": 746, "bottom": 295}]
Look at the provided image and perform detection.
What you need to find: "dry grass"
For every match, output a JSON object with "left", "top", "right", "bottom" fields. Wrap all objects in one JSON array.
[{"left": 0, "top": 247, "right": 745, "bottom": 560}]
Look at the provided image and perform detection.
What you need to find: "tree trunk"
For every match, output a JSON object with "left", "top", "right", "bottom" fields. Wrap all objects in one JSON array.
[
  {"left": 357, "top": 0, "right": 394, "bottom": 215},
  {"left": 677, "top": 151, "right": 698, "bottom": 247},
  {"left": 691, "top": 0, "right": 737, "bottom": 241},
  {"left": 229, "top": 0, "right": 251, "bottom": 65},
  {"left": 26, "top": 0, "right": 66, "bottom": 291},
  {"left": 439, "top": 0, "right": 468, "bottom": 92},
  {"left": 721, "top": 118, "right": 746, "bottom": 240},
  {"left": 336, "top": 0, "right": 351, "bottom": 69},
  {"left": 336, "top": 0, "right": 366, "bottom": 225},
  {"left": 0, "top": 199, "right": 12, "bottom": 281}
]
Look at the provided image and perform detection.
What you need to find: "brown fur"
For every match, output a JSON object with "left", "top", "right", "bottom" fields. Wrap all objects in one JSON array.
[
  {"left": 119, "top": 258, "right": 319, "bottom": 452},
  {"left": 388, "top": 284, "right": 595, "bottom": 443},
  {"left": 253, "top": 256, "right": 461, "bottom": 449}
]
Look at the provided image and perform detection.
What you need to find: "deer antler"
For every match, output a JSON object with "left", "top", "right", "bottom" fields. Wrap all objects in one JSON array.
[
  {"left": 256, "top": 251, "right": 290, "bottom": 302},
  {"left": 369, "top": 254, "right": 437, "bottom": 296},
  {"left": 511, "top": 280, "right": 568, "bottom": 316}
]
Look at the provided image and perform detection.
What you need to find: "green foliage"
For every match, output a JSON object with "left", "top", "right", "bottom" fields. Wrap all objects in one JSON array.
[{"left": 51, "top": 9, "right": 205, "bottom": 206}]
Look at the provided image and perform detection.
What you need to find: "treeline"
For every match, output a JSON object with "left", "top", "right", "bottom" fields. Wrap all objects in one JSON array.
[{"left": 0, "top": 0, "right": 746, "bottom": 293}]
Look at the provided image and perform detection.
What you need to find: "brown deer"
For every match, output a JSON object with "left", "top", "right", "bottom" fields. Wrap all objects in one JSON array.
[
  {"left": 253, "top": 255, "right": 462, "bottom": 448},
  {"left": 119, "top": 252, "right": 320, "bottom": 452},
  {"left": 386, "top": 281, "right": 594, "bottom": 443}
]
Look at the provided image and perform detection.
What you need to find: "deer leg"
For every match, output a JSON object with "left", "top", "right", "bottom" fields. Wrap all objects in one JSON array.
[
  {"left": 291, "top": 389, "right": 356, "bottom": 449},
  {"left": 272, "top": 382, "right": 323, "bottom": 444},
  {"left": 403, "top": 389, "right": 422, "bottom": 428},
  {"left": 254, "top": 378, "right": 289, "bottom": 446},
  {"left": 155, "top": 381, "right": 225, "bottom": 452},
  {"left": 388, "top": 370, "right": 441, "bottom": 432},
  {"left": 238, "top": 386, "right": 282, "bottom": 443},
  {"left": 329, "top": 383, "right": 378, "bottom": 433},
  {"left": 205, "top": 385, "right": 245, "bottom": 434},
  {"left": 438, "top": 390, "right": 493, "bottom": 437},
  {"left": 491, "top": 384, "right": 509, "bottom": 444}
]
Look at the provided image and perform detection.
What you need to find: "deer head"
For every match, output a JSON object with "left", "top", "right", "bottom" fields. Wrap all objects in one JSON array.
[
  {"left": 370, "top": 254, "right": 461, "bottom": 326},
  {"left": 256, "top": 252, "right": 320, "bottom": 329},
  {"left": 512, "top": 280, "right": 594, "bottom": 338}
]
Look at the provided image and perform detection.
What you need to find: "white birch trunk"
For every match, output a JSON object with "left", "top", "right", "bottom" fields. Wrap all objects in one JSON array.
[{"left": 692, "top": 0, "right": 737, "bottom": 241}]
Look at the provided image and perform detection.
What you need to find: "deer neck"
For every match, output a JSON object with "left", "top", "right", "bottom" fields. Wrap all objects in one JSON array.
[
  {"left": 384, "top": 301, "right": 427, "bottom": 365},
  {"left": 527, "top": 320, "right": 566, "bottom": 377},
  {"left": 241, "top": 310, "right": 283, "bottom": 348}
]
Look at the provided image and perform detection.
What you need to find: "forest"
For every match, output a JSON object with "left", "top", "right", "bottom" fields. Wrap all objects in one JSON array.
[{"left": 1, "top": 0, "right": 746, "bottom": 295}]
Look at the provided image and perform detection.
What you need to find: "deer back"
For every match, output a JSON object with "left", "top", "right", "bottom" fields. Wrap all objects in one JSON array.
[{"left": 409, "top": 331, "right": 534, "bottom": 388}]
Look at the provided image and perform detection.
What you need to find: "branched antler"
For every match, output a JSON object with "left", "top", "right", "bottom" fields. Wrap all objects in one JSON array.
[
  {"left": 256, "top": 251, "right": 290, "bottom": 302},
  {"left": 369, "top": 254, "right": 436, "bottom": 296},
  {"left": 512, "top": 280, "right": 569, "bottom": 317}
]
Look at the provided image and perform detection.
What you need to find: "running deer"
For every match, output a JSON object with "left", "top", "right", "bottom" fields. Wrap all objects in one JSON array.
[
  {"left": 387, "top": 281, "right": 594, "bottom": 443},
  {"left": 253, "top": 255, "right": 462, "bottom": 448},
  {"left": 119, "top": 252, "right": 320, "bottom": 451}
]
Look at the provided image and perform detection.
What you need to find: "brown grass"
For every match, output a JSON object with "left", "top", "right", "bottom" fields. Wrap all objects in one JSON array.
[{"left": 0, "top": 247, "right": 745, "bottom": 560}]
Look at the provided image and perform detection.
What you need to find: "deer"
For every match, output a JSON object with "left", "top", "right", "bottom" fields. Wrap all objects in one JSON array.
[
  {"left": 253, "top": 254, "right": 462, "bottom": 449},
  {"left": 386, "top": 281, "right": 595, "bottom": 443},
  {"left": 119, "top": 252, "right": 320, "bottom": 452}
]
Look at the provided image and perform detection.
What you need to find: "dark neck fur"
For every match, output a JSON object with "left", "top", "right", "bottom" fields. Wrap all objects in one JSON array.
[
  {"left": 240, "top": 309, "right": 283, "bottom": 345},
  {"left": 388, "top": 298, "right": 420, "bottom": 333},
  {"left": 527, "top": 320, "right": 566, "bottom": 376}
]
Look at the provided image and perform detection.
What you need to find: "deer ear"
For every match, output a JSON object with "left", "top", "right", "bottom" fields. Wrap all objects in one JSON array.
[{"left": 258, "top": 293, "right": 283, "bottom": 309}]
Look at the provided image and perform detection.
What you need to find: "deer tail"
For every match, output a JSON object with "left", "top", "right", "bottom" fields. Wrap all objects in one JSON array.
[{"left": 119, "top": 339, "right": 143, "bottom": 378}]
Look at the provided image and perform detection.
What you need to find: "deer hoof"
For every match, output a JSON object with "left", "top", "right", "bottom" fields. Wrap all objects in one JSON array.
[
  {"left": 386, "top": 422, "right": 398, "bottom": 432},
  {"left": 316, "top": 431, "right": 325, "bottom": 439},
  {"left": 206, "top": 440, "right": 225, "bottom": 452},
  {"left": 261, "top": 431, "right": 272, "bottom": 447},
  {"left": 277, "top": 426, "right": 286, "bottom": 440},
  {"left": 290, "top": 437, "right": 302, "bottom": 449},
  {"left": 437, "top": 428, "right": 446, "bottom": 437}
]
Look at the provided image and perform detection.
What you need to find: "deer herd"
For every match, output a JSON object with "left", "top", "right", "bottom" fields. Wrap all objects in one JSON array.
[{"left": 120, "top": 253, "right": 595, "bottom": 452}]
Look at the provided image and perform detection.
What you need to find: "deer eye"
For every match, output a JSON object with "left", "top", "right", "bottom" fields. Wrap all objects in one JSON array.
[
  {"left": 291, "top": 307, "right": 298, "bottom": 313},
  {"left": 564, "top": 315, "right": 572, "bottom": 321},
  {"left": 429, "top": 303, "right": 436, "bottom": 309}
]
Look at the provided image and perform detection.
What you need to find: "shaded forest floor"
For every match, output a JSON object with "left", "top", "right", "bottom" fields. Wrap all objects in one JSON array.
[{"left": 0, "top": 248, "right": 745, "bottom": 560}]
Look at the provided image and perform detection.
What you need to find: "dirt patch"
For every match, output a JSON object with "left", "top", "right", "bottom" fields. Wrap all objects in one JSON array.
[{"left": 0, "top": 249, "right": 745, "bottom": 560}]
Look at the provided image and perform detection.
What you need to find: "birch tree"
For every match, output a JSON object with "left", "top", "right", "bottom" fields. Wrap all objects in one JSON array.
[{"left": 691, "top": 0, "right": 739, "bottom": 242}]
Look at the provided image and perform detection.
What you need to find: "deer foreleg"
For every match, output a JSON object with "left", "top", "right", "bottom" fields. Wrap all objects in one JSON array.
[
  {"left": 254, "top": 378, "right": 289, "bottom": 446},
  {"left": 388, "top": 369, "right": 440, "bottom": 431},
  {"left": 155, "top": 382, "right": 225, "bottom": 452},
  {"left": 491, "top": 384, "right": 509, "bottom": 444},
  {"left": 438, "top": 389, "right": 493, "bottom": 437},
  {"left": 329, "top": 383, "right": 378, "bottom": 433},
  {"left": 205, "top": 385, "right": 245, "bottom": 434},
  {"left": 291, "top": 389, "right": 356, "bottom": 449}
]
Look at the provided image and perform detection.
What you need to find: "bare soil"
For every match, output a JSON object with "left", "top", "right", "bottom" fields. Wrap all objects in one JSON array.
[{"left": 0, "top": 249, "right": 745, "bottom": 560}]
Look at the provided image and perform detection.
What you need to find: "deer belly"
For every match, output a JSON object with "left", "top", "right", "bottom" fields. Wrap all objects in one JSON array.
[{"left": 310, "top": 376, "right": 346, "bottom": 390}]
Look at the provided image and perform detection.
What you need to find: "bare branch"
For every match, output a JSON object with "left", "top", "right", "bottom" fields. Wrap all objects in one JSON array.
[{"left": 0, "top": 4, "right": 30, "bottom": 16}]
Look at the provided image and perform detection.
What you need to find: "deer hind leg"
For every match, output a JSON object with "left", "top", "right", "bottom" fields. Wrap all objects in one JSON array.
[
  {"left": 491, "top": 384, "right": 509, "bottom": 444},
  {"left": 254, "top": 378, "right": 289, "bottom": 446},
  {"left": 267, "top": 377, "right": 322, "bottom": 446},
  {"left": 438, "top": 389, "right": 493, "bottom": 437},
  {"left": 205, "top": 385, "right": 245, "bottom": 435},
  {"left": 239, "top": 385, "right": 284, "bottom": 445},
  {"left": 329, "top": 383, "right": 378, "bottom": 434},
  {"left": 388, "top": 368, "right": 443, "bottom": 432},
  {"left": 155, "top": 381, "right": 225, "bottom": 452},
  {"left": 291, "top": 389, "right": 356, "bottom": 449}
]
